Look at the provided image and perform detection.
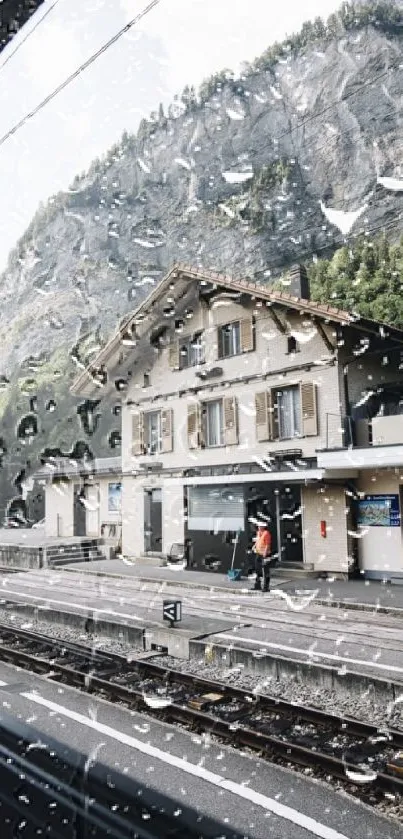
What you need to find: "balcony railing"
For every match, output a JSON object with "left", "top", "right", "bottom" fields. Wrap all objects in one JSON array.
[{"left": 324, "top": 413, "right": 403, "bottom": 450}]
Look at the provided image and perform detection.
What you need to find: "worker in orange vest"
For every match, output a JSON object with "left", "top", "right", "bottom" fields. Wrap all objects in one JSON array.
[{"left": 252, "top": 524, "right": 272, "bottom": 592}]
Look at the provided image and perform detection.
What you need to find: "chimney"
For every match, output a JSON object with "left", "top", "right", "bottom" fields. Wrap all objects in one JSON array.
[{"left": 288, "top": 263, "right": 310, "bottom": 300}]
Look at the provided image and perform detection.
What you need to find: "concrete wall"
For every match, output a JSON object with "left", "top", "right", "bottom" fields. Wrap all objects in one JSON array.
[
  {"left": 302, "top": 484, "right": 350, "bottom": 574},
  {"left": 45, "top": 481, "right": 74, "bottom": 539},
  {"left": 357, "top": 469, "right": 403, "bottom": 578},
  {"left": 0, "top": 545, "right": 43, "bottom": 569}
]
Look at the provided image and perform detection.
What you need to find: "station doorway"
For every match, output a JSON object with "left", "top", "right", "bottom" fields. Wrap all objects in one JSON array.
[{"left": 144, "top": 488, "right": 162, "bottom": 553}]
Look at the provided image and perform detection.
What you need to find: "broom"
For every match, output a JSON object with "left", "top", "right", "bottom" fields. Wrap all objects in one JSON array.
[{"left": 227, "top": 530, "right": 242, "bottom": 581}]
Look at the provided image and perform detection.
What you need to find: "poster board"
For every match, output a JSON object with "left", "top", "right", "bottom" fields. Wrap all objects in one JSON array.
[
  {"left": 108, "top": 482, "right": 122, "bottom": 513},
  {"left": 357, "top": 494, "right": 400, "bottom": 528}
]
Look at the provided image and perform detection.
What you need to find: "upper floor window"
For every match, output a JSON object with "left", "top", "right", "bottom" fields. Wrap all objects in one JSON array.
[
  {"left": 255, "top": 382, "right": 317, "bottom": 442},
  {"left": 187, "top": 396, "right": 238, "bottom": 449},
  {"left": 276, "top": 386, "right": 301, "bottom": 439},
  {"left": 287, "top": 335, "right": 299, "bottom": 354},
  {"left": 218, "top": 321, "right": 241, "bottom": 358},
  {"left": 218, "top": 317, "right": 254, "bottom": 359},
  {"left": 145, "top": 410, "right": 162, "bottom": 454},
  {"left": 179, "top": 332, "right": 205, "bottom": 369},
  {"left": 205, "top": 399, "right": 224, "bottom": 447},
  {"left": 132, "top": 408, "right": 174, "bottom": 456}
]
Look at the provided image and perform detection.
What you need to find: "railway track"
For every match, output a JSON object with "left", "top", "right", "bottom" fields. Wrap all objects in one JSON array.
[{"left": 0, "top": 623, "right": 402, "bottom": 808}]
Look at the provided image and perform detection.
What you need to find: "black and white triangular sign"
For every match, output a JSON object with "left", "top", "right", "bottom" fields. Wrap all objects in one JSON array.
[{"left": 163, "top": 600, "right": 182, "bottom": 623}]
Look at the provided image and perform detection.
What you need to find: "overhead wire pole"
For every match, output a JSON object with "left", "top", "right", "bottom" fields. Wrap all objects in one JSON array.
[{"left": 0, "top": 0, "right": 161, "bottom": 149}]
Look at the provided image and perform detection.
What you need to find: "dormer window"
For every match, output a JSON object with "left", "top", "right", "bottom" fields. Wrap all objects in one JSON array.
[
  {"left": 218, "top": 321, "right": 241, "bottom": 358},
  {"left": 179, "top": 332, "right": 205, "bottom": 369},
  {"left": 218, "top": 318, "right": 254, "bottom": 359},
  {"left": 287, "top": 335, "right": 299, "bottom": 354}
]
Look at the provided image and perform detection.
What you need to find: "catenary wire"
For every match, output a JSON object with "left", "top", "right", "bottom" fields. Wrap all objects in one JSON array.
[
  {"left": 0, "top": 0, "right": 61, "bottom": 75},
  {"left": 0, "top": 0, "right": 161, "bottom": 149}
]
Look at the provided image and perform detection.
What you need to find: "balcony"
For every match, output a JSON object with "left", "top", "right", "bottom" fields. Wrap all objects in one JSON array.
[{"left": 319, "top": 413, "right": 403, "bottom": 471}]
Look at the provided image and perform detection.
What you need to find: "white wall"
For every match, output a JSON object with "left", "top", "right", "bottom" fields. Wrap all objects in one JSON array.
[
  {"left": 121, "top": 296, "right": 342, "bottom": 472},
  {"left": 163, "top": 483, "right": 185, "bottom": 551},
  {"left": 122, "top": 476, "right": 144, "bottom": 557},
  {"left": 357, "top": 470, "right": 403, "bottom": 577},
  {"left": 45, "top": 476, "right": 122, "bottom": 541},
  {"left": 121, "top": 475, "right": 185, "bottom": 558},
  {"left": 302, "top": 484, "right": 350, "bottom": 574},
  {"left": 45, "top": 481, "right": 74, "bottom": 539},
  {"left": 85, "top": 483, "right": 100, "bottom": 537}
]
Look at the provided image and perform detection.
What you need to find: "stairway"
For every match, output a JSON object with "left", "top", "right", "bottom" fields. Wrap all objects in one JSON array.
[
  {"left": 274, "top": 562, "right": 318, "bottom": 579},
  {"left": 45, "top": 539, "right": 105, "bottom": 568}
]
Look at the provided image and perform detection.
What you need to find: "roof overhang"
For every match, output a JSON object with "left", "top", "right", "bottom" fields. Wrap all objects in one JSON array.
[
  {"left": 317, "top": 445, "right": 403, "bottom": 471},
  {"left": 164, "top": 469, "right": 328, "bottom": 486},
  {"left": 70, "top": 262, "right": 403, "bottom": 398}
]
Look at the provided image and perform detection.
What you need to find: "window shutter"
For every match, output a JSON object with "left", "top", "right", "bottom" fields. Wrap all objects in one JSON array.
[
  {"left": 187, "top": 403, "right": 201, "bottom": 449},
  {"left": 161, "top": 408, "right": 174, "bottom": 453},
  {"left": 223, "top": 396, "right": 238, "bottom": 445},
  {"left": 270, "top": 389, "right": 279, "bottom": 440},
  {"left": 240, "top": 317, "right": 254, "bottom": 352},
  {"left": 131, "top": 412, "right": 144, "bottom": 456},
  {"left": 216, "top": 326, "right": 223, "bottom": 360},
  {"left": 168, "top": 340, "right": 180, "bottom": 370},
  {"left": 300, "top": 382, "right": 318, "bottom": 436},
  {"left": 255, "top": 391, "right": 271, "bottom": 442}
]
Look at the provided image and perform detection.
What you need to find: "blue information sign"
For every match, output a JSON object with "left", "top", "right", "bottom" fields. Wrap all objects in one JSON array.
[{"left": 358, "top": 494, "right": 401, "bottom": 528}]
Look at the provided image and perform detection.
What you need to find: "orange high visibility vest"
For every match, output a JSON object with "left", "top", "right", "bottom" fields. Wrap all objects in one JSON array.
[{"left": 255, "top": 529, "right": 271, "bottom": 556}]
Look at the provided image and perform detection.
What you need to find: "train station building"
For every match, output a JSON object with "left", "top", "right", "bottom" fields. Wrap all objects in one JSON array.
[{"left": 64, "top": 263, "right": 403, "bottom": 580}]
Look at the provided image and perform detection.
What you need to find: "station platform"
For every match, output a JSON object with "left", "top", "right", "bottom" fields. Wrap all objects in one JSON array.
[
  {"left": 1, "top": 565, "right": 403, "bottom": 697},
  {"left": 68, "top": 558, "right": 403, "bottom": 614}
]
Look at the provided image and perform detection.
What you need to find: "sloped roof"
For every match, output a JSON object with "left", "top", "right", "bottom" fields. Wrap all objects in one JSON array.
[{"left": 71, "top": 262, "right": 403, "bottom": 396}]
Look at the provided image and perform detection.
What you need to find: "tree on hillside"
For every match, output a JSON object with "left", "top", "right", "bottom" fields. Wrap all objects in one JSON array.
[{"left": 307, "top": 235, "right": 403, "bottom": 328}]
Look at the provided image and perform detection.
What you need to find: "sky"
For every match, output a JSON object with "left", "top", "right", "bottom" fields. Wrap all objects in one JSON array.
[{"left": 0, "top": 0, "right": 341, "bottom": 270}]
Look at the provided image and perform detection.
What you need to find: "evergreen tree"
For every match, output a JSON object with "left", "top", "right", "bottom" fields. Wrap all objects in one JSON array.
[{"left": 308, "top": 234, "right": 403, "bottom": 328}]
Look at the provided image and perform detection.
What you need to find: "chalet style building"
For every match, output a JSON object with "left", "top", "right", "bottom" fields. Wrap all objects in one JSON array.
[{"left": 68, "top": 263, "right": 403, "bottom": 580}]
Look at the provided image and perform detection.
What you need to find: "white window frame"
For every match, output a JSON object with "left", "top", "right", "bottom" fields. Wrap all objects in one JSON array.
[
  {"left": 145, "top": 410, "right": 162, "bottom": 454},
  {"left": 218, "top": 321, "right": 241, "bottom": 359},
  {"left": 205, "top": 399, "right": 224, "bottom": 448},
  {"left": 277, "top": 386, "right": 301, "bottom": 440}
]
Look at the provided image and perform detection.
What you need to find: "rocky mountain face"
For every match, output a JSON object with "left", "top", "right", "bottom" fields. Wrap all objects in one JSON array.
[{"left": 1, "top": 2, "right": 403, "bottom": 515}]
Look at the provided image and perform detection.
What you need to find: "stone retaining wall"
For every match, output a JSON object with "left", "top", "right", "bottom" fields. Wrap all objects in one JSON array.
[{"left": 0, "top": 545, "right": 42, "bottom": 569}]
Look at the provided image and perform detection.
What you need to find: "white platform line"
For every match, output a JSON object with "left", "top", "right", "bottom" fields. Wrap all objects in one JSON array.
[
  {"left": 0, "top": 587, "right": 149, "bottom": 624},
  {"left": 216, "top": 634, "right": 403, "bottom": 674},
  {"left": 22, "top": 691, "right": 351, "bottom": 839}
]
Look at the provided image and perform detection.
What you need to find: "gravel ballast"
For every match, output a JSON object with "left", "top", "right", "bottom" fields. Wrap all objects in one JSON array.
[{"left": 0, "top": 606, "right": 402, "bottom": 728}]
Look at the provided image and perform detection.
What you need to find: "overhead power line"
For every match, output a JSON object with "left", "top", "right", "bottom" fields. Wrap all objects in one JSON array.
[
  {"left": 0, "top": 0, "right": 60, "bottom": 75},
  {"left": 0, "top": 0, "right": 161, "bottom": 149}
]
